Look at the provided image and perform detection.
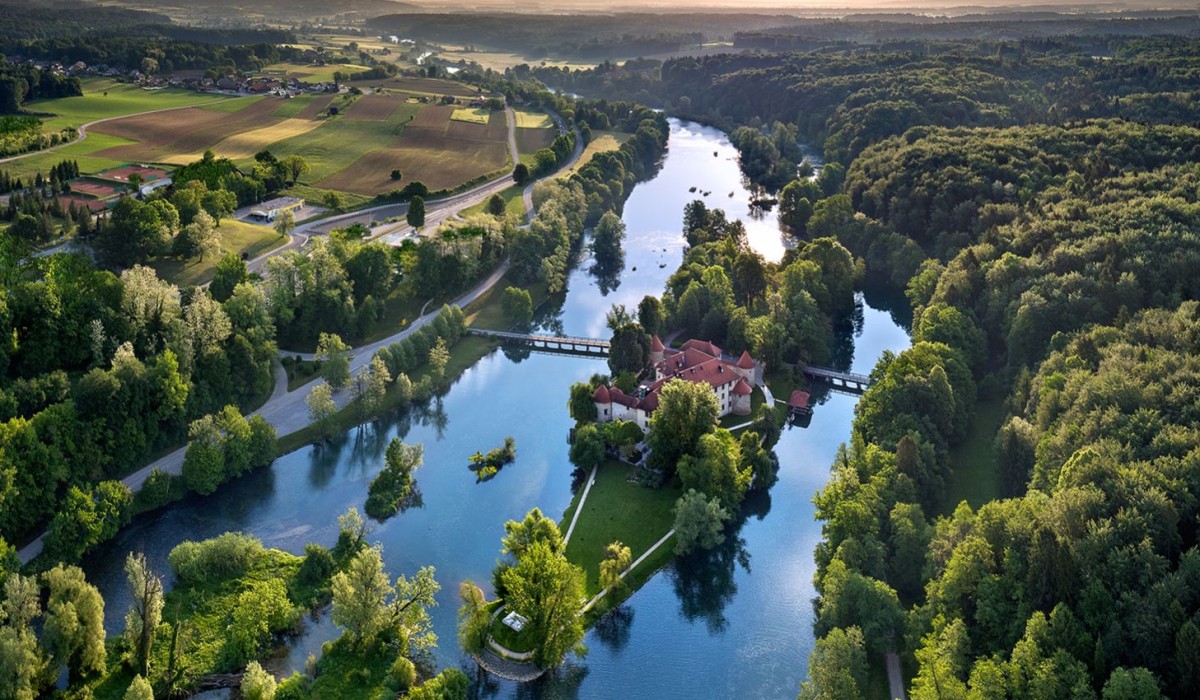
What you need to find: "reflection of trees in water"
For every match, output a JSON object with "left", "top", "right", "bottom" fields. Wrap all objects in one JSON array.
[
  {"left": 570, "top": 467, "right": 589, "bottom": 495},
  {"left": 861, "top": 281, "right": 913, "bottom": 331},
  {"left": 516, "top": 659, "right": 590, "bottom": 699},
  {"left": 593, "top": 604, "right": 634, "bottom": 653},
  {"left": 670, "top": 492, "right": 771, "bottom": 634},
  {"left": 826, "top": 296, "right": 865, "bottom": 372},
  {"left": 501, "top": 344, "right": 532, "bottom": 364},
  {"left": 590, "top": 257, "right": 623, "bottom": 296},
  {"left": 307, "top": 432, "right": 349, "bottom": 489},
  {"left": 464, "top": 659, "right": 501, "bottom": 699}
]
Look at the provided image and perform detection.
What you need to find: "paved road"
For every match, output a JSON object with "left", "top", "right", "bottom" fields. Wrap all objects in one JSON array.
[{"left": 16, "top": 258, "right": 510, "bottom": 564}]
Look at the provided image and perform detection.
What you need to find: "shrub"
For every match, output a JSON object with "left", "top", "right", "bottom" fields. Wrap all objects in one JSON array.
[
  {"left": 167, "top": 532, "right": 264, "bottom": 584},
  {"left": 295, "top": 543, "right": 335, "bottom": 590},
  {"left": 388, "top": 656, "right": 417, "bottom": 690}
]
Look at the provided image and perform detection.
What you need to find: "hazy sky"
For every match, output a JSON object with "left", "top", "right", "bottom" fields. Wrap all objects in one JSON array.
[{"left": 423, "top": 0, "right": 1198, "bottom": 13}]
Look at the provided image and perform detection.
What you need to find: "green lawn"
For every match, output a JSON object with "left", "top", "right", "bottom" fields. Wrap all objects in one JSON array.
[
  {"left": 458, "top": 184, "right": 525, "bottom": 219},
  {"left": 27, "top": 79, "right": 241, "bottom": 132},
  {"left": 197, "top": 95, "right": 266, "bottom": 113},
  {"left": 271, "top": 93, "right": 322, "bottom": 117},
  {"left": 463, "top": 271, "right": 550, "bottom": 331},
  {"left": 560, "top": 459, "right": 681, "bottom": 598},
  {"left": 450, "top": 107, "right": 491, "bottom": 124},
  {"left": 942, "top": 395, "right": 1006, "bottom": 515},
  {"left": 489, "top": 609, "right": 537, "bottom": 654},
  {"left": 151, "top": 219, "right": 287, "bottom": 287},
  {"left": 262, "top": 61, "right": 370, "bottom": 83},
  {"left": 562, "top": 131, "right": 630, "bottom": 177},
  {"left": 2, "top": 131, "right": 137, "bottom": 181},
  {"left": 283, "top": 183, "right": 372, "bottom": 211}
]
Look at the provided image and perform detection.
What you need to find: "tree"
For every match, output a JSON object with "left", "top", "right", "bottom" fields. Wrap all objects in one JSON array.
[
  {"left": 428, "top": 337, "right": 450, "bottom": 382},
  {"left": 282, "top": 155, "right": 310, "bottom": 186},
  {"left": 407, "top": 196, "right": 426, "bottom": 228},
  {"left": 1102, "top": 668, "right": 1163, "bottom": 700},
  {"left": 366, "top": 440, "right": 423, "bottom": 520},
  {"left": 0, "top": 574, "right": 45, "bottom": 700},
  {"left": 123, "top": 675, "right": 154, "bottom": 700},
  {"left": 331, "top": 546, "right": 439, "bottom": 651},
  {"left": 798, "top": 626, "right": 868, "bottom": 700},
  {"left": 391, "top": 169, "right": 403, "bottom": 181},
  {"left": 352, "top": 355, "right": 391, "bottom": 421},
  {"left": 200, "top": 189, "right": 236, "bottom": 225},
  {"left": 273, "top": 209, "right": 296, "bottom": 237},
  {"left": 599, "top": 541, "right": 632, "bottom": 592},
  {"left": 569, "top": 381, "right": 598, "bottom": 423},
  {"left": 513, "top": 163, "right": 530, "bottom": 185},
  {"left": 242, "top": 661, "right": 277, "bottom": 700},
  {"left": 500, "top": 540, "right": 586, "bottom": 667},
  {"left": 501, "top": 286, "right": 533, "bottom": 326},
  {"left": 608, "top": 323, "right": 650, "bottom": 376},
  {"left": 638, "top": 295, "right": 664, "bottom": 337},
  {"left": 331, "top": 545, "right": 392, "bottom": 647},
  {"left": 124, "top": 553, "right": 163, "bottom": 678},
  {"left": 673, "top": 489, "right": 730, "bottom": 555},
  {"left": 316, "top": 333, "right": 351, "bottom": 390},
  {"left": 678, "top": 428, "right": 750, "bottom": 508},
  {"left": 591, "top": 211, "right": 626, "bottom": 269},
  {"left": 210, "top": 252, "right": 247, "bottom": 302},
  {"left": 456, "top": 580, "right": 490, "bottom": 654},
  {"left": 307, "top": 383, "right": 336, "bottom": 438},
  {"left": 647, "top": 378, "right": 719, "bottom": 473},
  {"left": 183, "top": 415, "right": 225, "bottom": 495},
  {"left": 41, "top": 565, "right": 106, "bottom": 680},
  {"left": 569, "top": 423, "right": 606, "bottom": 469},
  {"left": 485, "top": 193, "right": 507, "bottom": 217},
  {"left": 502, "top": 508, "right": 564, "bottom": 559}
]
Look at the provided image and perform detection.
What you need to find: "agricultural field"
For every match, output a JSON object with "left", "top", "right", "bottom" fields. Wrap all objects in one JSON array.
[
  {"left": 450, "top": 107, "right": 491, "bottom": 124},
  {"left": 562, "top": 131, "right": 630, "bottom": 176},
  {"left": 7, "top": 76, "right": 515, "bottom": 201},
  {"left": 259, "top": 61, "right": 370, "bottom": 83},
  {"left": 26, "top": 79, "right": 239, "bottom": 133},
  {"left": 316, "top": 103, "right": 510, "bottom": 194},
  {"left": 433, "top": 45, "right": 599, "bottom": 72},
  {"left": 513, "top": 109, "right": 553, "bottom": 129},
  {"left": 346, "top": 75, "right": 487, "bottom": 98}
]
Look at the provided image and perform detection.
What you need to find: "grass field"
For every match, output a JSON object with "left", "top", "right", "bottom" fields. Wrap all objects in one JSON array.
[
  {"left": 463, "top": 272, "right": 550, "bottom": 331},
  {"left": 943, "top": 396, "right": 1006, "bottom": 515},
  {"left": 560, "top": 459, "right": 681, "bottom": 597},
  {"left": 513, "top": 109, "right": 553, "bottom": 129},
  {"left": 317, "top": 105, "right": 509, "bottom": 194},
  {"left": 26, "top": 79, "right": 240, "bottom": 133},
  {"left": 563, "top": 131, "right": 630, "bottom": 176},
  {"left": 151, "top": 219, "right": 287, "bottom": 286},
  {"left": 2, "top": 131, "right": 135, "bottom": 181},
  {"left": 516, "top": 126, "right": 557, "bottom": 155},
  {"left": 347, "top": 76, "right": 486, "bottom": 99},
  {"left": 450, "top": 107, "right": 491, "bottom": 124},
  {"left": 458, "top": 184, "right": 526, "bottom": 219},
  {"left": 271, "top": 93, "right": 334, "bottom": 118},
  {"left": 196, "top": 95, "right": 266, "bottom": 113}
]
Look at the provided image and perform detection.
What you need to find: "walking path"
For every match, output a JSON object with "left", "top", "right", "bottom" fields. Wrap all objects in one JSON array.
[
  {"left": 16, "top": 259, "right": 511, "bottom": 564},
  {"left": 581, "top": 528, "right": 676, "bottom": 613},
  {"left": 561, "top": 464, "right": 598, "bottom": 545},
  {"left": 886, "top": 652, "right": 906, "bottom": 699}
]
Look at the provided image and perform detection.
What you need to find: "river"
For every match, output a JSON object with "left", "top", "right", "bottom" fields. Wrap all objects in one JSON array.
[{"left": 81, "top": 119, "right": 910, "bottom": 698}]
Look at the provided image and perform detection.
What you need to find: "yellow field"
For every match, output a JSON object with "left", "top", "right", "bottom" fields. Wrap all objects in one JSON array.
[
  {"left": 563, "top": 132, "right": 630, "bottom": 176},
  {"left": 450, "top": 107, "right": 491, "bottom": 124},
  {"left": 514, "top": 109, "right": 553, "bottom": 129},
  {"left": 163, "top": 118, "right": 324, "bottom": 164}
]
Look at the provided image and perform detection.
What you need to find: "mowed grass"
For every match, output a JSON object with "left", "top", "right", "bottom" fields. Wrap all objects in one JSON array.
[
  {"left": 458, "top": 184, "right": 526, "bottom": 219},
  {"left": 151, "top": 219, "right": 287, "bottom": 286},
  {"left": 943, "top": 395, "right": 1006, "bottom": 515},
  {"left": 560, "top": 459, "right": 681, "bottom": 597},
  {"left": 513, "top": 109, "right": 553, "bottom": 129},
  {"left": 463, "top": 271, "right": 549, "bottom": 331},
  {"left": 27, "top": 78, "right": 240, "bottom": 132},
  {"left": 562, "top": 131, "right": 630, "bottom": 176},
  {"left": 450, "top": 107, "right": 491, "bottom": 124},
  {"left": 196, "top": 95, "right": 266, "bottom": 113}
]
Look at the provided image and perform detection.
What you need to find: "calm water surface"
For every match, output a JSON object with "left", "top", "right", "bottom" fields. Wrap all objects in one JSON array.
[{"left": 82, "top": 119, "right": 910, "bottom": 698}]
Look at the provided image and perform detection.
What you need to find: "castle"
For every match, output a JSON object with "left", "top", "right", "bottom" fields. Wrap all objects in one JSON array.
[{"left": 593, "top": 337, "right": 762, "bottom": 430}]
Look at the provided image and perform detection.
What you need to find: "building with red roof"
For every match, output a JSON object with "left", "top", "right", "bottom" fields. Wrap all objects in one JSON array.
[{"left": 593, "top": 336, "right": 761, "bottom": 429}]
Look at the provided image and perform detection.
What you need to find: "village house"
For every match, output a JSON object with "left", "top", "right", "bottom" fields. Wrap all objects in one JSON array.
[{"left": 593, "top": 337, "right": 762, "bottom": 430}]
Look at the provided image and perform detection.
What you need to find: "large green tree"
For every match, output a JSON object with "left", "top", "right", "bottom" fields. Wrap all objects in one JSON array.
[
  {"left": 500, "top": 540, "right": 586, "bottom": 667},
  {"left": 647, "top": 378, "right": 719, "bottom": 472}
]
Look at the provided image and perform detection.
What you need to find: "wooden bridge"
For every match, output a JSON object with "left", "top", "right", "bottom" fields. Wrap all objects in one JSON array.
[
  {"left": 802, "top": 365, "right": 872, "bottom": 395},
  {"left": 469, "top": 328, "right": 611, "bottom": 357}
]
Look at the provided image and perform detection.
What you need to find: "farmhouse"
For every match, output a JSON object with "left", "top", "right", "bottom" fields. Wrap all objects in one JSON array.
[
  {"left": 593, "top": 337, "right": 762, "bottom": 430},
  {"left": 250, "top": 196, "right": 304, "bottom": 222}
]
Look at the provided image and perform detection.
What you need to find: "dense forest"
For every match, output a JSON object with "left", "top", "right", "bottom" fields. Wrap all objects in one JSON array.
[{"left": 538, "top": 33, "right": 1200, "bottom": 699}]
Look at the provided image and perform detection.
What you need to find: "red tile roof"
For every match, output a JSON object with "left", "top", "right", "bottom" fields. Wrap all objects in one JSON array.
[
  {"left": 593, "top": 384, "right": 610, "bottom": 403},
  {"left": 737, "top": 350, "right": 755, "bottom": 369},
  {"left": 733, "top": 379, "right": 753, "bottom": 396},
  {"left": 788, "top": 390, "right": 811, "bottom": 409},
  {"left": 651, "top": 335, "right": 664, "bottom": 352},
  {"left": 679, "top": 338, "right": 723, "bottom": 357}
]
